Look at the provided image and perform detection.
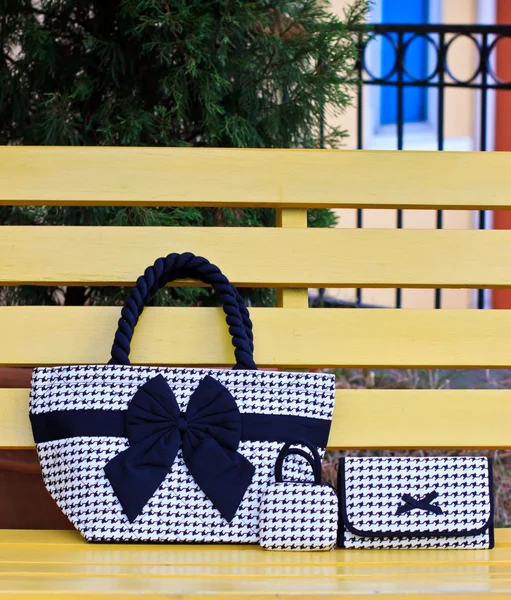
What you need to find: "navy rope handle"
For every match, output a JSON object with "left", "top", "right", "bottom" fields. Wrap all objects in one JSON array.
[
  {"left": 109, "top": 252, "right": 256, "bottom": 370},
  {"left": 274, "top": 441, "right": 322, "bottom": 485}
]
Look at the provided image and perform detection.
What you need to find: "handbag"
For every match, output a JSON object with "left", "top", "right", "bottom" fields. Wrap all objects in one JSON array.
[
  {"left": 29, "top": 253, "right": 336, "bottom": 543},
  {"left": 337, "top": 456, "right": 494, "bottom": 549},
  {"left": 259, "top": 441, "right": 338, "bottom": 551}
]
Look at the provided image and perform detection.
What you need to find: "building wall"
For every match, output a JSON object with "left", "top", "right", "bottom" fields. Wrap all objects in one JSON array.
[
  {"left": 330, "top": 0, "right": 478, "bottom": 145},
  {"left": 325, "top": 0, "right": 483, "bottom": 309}
]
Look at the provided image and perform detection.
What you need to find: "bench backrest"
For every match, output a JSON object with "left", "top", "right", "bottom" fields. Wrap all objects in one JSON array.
[{"left": 1, "top": 147, "right": 511, "bottom": 455}]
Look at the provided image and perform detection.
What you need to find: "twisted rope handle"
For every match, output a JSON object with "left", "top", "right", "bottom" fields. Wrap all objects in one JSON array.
[{"left": 109, "top": 252, "right": 256, "bottom": 370}]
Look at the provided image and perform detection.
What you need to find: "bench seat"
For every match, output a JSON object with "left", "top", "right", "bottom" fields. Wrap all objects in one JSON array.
[{"left": 2, "top": 147, "right": 511, "bottom": 598}]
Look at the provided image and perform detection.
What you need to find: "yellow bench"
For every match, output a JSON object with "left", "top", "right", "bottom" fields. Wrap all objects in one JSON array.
[{"left": 1, "top": 146, "right": 511, "bottom": 598}]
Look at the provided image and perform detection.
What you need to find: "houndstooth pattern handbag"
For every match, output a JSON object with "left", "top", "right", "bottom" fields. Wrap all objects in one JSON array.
[
  {"left": 259, "top": 441, "right": 338, "bottom": 551},
  {"left": 29, "top": 253, "right": 336, "bottom": 543},
  {"left": 337, "top": 456, "right": 494, "bottom": 549}
]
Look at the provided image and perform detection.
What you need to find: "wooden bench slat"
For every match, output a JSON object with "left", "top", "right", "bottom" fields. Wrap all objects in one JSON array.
[
  {"left": 2, "top": 307, "right": 511, "bottom": 368},
  {"left": 4, "top": 227, "right": 511, "bottom": 288},
  {"left": 4, "top": 561, "right": 511, "bottom": 578},
  {"left": 1, "top": 147, "right": 510, "bottom": 209},
  {"left": 2, "top": 574, "right": 511, "bottom": 597},
  {"left": 1, "top": 528, "right": 511, "bottom": 556},
  {"left": 4, "top": 388, "right": 511, "bottom": 449}
]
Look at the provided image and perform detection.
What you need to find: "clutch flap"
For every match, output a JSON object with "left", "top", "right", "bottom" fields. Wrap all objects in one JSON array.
[{"left": 338, "top": 456, "right": 493, "bottom": 539}]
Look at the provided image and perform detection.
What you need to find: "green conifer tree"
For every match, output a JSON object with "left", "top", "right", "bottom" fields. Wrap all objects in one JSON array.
[{"left": 0, "top": 0, "right": 367, "bottom": 306}]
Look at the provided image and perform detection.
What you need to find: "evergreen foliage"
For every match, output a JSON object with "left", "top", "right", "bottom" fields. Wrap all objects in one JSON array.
[{"left": 0, "top": 0, "right": 367, "bottom": 306}]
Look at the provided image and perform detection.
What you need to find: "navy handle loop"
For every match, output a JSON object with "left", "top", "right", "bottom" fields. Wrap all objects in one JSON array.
[
  {"left": 109, "top": 252, "right": 256, "bottom": 370},
  {"left": 274, "top": 441, "right": 322, "bottom": 485}
]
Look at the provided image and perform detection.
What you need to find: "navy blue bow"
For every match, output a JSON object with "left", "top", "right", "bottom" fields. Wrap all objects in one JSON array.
[
  {"left": 104, "top": 374, "right": 255, "bottom": 523},
  {"left": 396, "top": 491, "right": 443, "bottom": 516}
]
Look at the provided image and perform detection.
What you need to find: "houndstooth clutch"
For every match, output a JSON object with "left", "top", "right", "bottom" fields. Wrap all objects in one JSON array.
[
  {"left": 259, "top": 442, "right": 338, "bottom": 551},
  {"left": 337, "top": 456, "right": 494, "bottom": 549},
  {"left": 29, "top": 253, "right": 336, "bottom": 543}
]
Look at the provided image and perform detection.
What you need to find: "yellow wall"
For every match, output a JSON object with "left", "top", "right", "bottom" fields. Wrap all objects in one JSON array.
[
  {"left": 324, "top": 0, "right": 481, "bottom": 309},
  {"left": 443, "top": 0, "right": 477, "bottom": 142}
]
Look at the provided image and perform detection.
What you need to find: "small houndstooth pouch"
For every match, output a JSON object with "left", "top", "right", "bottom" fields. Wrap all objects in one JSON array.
[
  {"left": 338, "top": 456, "right": 494, "bottom": 549},
  {"left": 259, "top": 441, "right": 338, "bottom": 551}
]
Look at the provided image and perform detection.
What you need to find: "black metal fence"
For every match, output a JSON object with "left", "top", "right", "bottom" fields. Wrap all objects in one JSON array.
[{"left": 351, "top": 24, "right": 511, "bottom": 309}]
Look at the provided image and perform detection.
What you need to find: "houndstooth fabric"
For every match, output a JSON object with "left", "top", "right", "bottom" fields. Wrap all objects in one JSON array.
[
  {"left": 259, "top": 483, "right": 338, "bottom": 551},
  {"left": 30, "top": 365, "right": 335, "bottom": 543},
  {"left": 338, "top": 457, "right": 494, "bottom": 550}
]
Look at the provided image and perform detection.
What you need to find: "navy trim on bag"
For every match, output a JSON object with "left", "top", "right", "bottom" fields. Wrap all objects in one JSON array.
[
  {"left": 30, "top": 409, "right": 332, "bottom": 448},
  {"left": 336, "top": 457, "right": 494, "bottom": 541},
  {"left": 337, "top": 459, "right": 346, "bottom": 548},
  {"left": 488, "top": 457, "right": 495, "bottom": 549}
]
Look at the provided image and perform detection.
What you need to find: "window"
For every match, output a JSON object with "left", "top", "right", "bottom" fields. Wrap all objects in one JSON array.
[
  {"left": 380, "top": 0, "right": 430, "bottom": 125},
  {"left": 363, "top": 0, "right": 472, "bottom": 151}
]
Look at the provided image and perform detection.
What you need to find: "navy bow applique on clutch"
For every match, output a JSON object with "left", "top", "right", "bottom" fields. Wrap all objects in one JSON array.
[
  {"left": 395, "top": 491, "right": 443, "bottom": 516},
  {"left": 104, "top": 374, "right": 255, "bottom": 523}
]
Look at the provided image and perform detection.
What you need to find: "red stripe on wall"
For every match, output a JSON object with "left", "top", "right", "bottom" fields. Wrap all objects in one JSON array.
[{"left": 493, "top": 1, "right": 511, "bottom": 308}]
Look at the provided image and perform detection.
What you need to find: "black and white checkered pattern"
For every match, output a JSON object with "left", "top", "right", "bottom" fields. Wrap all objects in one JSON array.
[
  {"left": 30, "top": 365, "right": 335, "bottom": 543},
  {"left": 259, "top": 482, "right": 338, "bottom": 551},
  {"left": 338, "top": 456, "right": 494, "bottom": 549}
]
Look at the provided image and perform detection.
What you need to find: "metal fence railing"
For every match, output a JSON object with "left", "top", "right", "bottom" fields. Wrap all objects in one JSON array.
[{"left": 349, "top": 24, "right": 511, "bottom": 309}]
